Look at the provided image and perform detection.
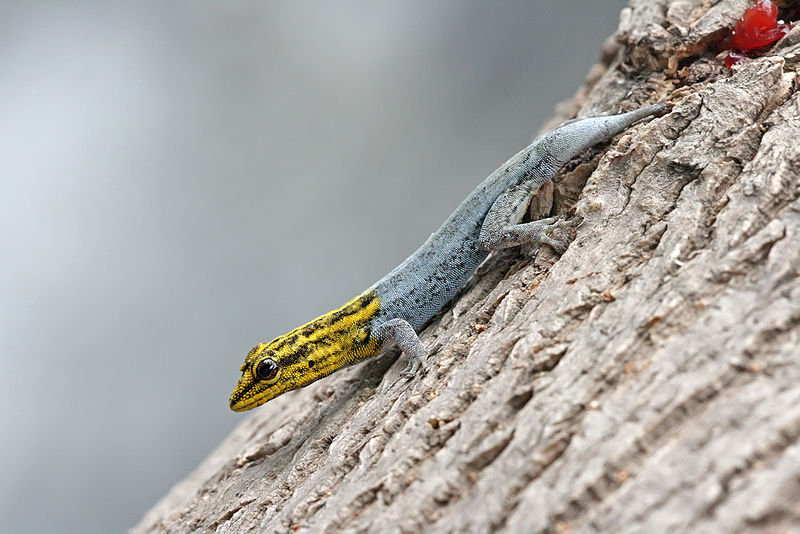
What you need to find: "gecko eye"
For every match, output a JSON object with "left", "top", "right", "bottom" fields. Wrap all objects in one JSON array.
[{"left": 254, "top": 358, "right": 279, "bottom": 381}]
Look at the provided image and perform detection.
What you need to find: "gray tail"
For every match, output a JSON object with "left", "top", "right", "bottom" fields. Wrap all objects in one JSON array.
[{"left": 542, "top": 103, "right": 667, "bottom": 167}]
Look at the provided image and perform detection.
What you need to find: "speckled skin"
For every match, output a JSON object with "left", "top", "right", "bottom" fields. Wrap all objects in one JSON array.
[{"left": 370, "top": 105, "right": 665, "bottom": 360}]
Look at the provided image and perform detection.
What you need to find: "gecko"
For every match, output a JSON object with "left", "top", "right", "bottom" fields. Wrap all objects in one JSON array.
[{"left": 229, "top": 103, "right": 665, "bottom": 411}]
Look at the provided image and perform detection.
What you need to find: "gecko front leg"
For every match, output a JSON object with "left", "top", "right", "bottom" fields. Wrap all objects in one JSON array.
[{"left": 372, "top": 318, "right": 428, "bottom": 377}]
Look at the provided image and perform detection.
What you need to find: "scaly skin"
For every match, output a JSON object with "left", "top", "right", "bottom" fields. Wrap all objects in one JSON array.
[{"left": 229, "top": 104, "right": 666, "bottom": 411}]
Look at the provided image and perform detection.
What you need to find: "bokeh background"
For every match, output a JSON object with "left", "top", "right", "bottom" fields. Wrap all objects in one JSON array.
[{"left": 1, "top": 1, "right": 627, "bottom": 532}]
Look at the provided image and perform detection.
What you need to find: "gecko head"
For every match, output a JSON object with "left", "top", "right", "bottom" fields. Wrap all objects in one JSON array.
[
  {"left": 229, "top": 342, "right": 302, "bottom": 411},
  {"left": 229, "top": 292, "right": 382, "bottom": 411}
]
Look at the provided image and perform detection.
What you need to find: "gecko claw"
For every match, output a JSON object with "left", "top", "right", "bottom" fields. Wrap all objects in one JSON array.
[{"left": 399, "top": 353, "right": 426, "bottom": 379}]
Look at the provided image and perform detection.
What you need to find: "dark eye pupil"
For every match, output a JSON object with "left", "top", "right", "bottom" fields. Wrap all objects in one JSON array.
[{"left": 255, "top": 358, "right": 278, "bottom": 381}]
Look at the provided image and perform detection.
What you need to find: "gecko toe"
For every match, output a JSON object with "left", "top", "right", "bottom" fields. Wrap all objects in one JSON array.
[
  {"left": 399, "top": 352, "right": 428, "bottom": 380},
  {"left": 400, "top": 360, "right": 420, "bottom": 380},
  {"left": 567, "top": 215, "right": 584, "bottom": 228}
]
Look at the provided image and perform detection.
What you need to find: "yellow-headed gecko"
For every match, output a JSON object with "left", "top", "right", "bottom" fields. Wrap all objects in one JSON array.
[{"left": 229, "top": 103, "right": 665, "bottom": 411}]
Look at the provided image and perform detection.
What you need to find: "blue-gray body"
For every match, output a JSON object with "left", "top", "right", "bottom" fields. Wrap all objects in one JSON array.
[{"left": 369, "top": 104, "right": 665, "bottom": 332}]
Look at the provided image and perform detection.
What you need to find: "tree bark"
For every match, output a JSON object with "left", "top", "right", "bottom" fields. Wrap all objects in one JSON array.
[{"left": 131, "top": 2, "right": 800, "bottom": 532}]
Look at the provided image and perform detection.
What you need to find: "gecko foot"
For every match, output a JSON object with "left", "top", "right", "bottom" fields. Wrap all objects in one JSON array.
[
  {"left": 536, "top": 215, "right": 583, "bottom": 254},
  {"left": 399, "top": 349, "right": 428, "bottom": 380}
]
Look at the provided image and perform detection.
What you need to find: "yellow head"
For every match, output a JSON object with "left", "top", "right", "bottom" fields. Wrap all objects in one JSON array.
[{"left": 229, "top": 291, "right": 382, "bottom": 411}]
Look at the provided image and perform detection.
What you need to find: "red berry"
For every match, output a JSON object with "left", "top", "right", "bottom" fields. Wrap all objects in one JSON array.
[{"left": 730, "top": 0, "right": 790, "bottom": 51}]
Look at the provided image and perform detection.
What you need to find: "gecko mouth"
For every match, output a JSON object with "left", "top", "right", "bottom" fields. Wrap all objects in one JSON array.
[
  {"left": 229, "top": 396, "right": 267, "bottom": 412},
  {"left": 229, "top": 381, "right": 273, "bottom": 412},
  {"left": 229, "top": 370, "right": 299, "bottom": 411}
]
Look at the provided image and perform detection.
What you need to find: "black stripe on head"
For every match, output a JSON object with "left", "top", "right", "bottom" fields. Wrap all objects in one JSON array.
[
  {"left": 297, "top": 321, "right": 320, "bottom": 338},
  {"left": 278, "top": 341, "right": 313, "bottom": 368}
]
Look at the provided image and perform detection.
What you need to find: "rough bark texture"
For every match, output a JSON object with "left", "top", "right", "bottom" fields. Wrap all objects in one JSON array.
[{"left": 132, "top": 2, "right": 800, "bottom": 532}]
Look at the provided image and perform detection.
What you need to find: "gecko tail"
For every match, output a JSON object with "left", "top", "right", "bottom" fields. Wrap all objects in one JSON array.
[{"left": 540, "top": 102, "right": 667, "bottom": 168}]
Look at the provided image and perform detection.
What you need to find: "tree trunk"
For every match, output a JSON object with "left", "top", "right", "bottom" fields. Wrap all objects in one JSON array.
[{"left": 131, "top": 2, "right": 800, "bottom": 532}]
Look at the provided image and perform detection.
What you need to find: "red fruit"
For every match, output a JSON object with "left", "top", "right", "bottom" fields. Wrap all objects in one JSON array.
[{"left": 730, "top": 0, "right": 790, "bottom": 51}]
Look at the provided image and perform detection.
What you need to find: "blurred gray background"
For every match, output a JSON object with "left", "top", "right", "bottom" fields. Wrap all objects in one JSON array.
[{"left": 1, "top": 1, "right": 626, "bottom": 532}]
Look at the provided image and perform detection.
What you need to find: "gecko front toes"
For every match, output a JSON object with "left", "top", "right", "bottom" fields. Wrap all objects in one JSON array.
[
  {"left": 399, "top": 358, "right": 421, "bottom": 380},
  {"left": 399, "top": 347, "right": 428, "bottom": 379}
]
